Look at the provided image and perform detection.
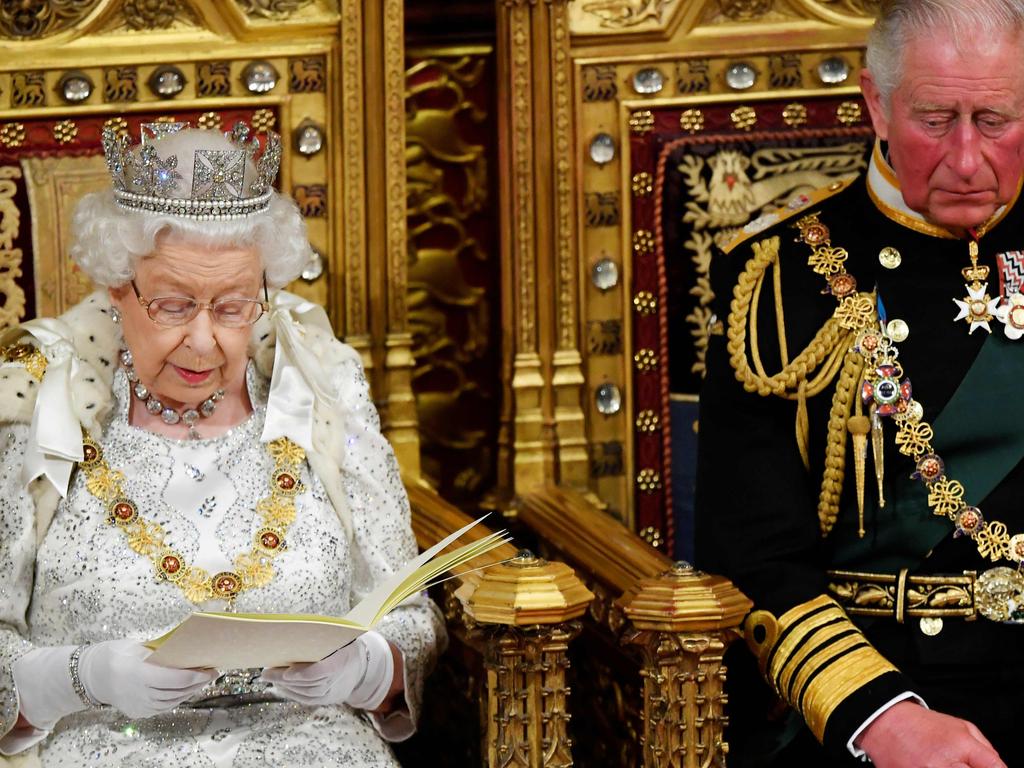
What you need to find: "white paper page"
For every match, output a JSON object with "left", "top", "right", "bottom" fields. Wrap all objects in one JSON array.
[{"left": 147, "top": 613, "right": 364, "bottom": 669}]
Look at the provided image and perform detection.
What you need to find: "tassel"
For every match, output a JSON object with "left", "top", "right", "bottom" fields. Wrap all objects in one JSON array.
[
  {"left": 795, "top": 381, "right": 810, "bottom": 472},
  {"left": 870, "top": 405, "right": 886, "bottom": 509},
  {"left": 847, "top": 414, "right": 871, "bottom": 537}
]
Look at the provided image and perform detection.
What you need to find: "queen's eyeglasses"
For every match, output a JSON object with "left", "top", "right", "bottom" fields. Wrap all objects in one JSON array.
[{"left": 131, "top": 277, "right": 270, "bottom": 328}]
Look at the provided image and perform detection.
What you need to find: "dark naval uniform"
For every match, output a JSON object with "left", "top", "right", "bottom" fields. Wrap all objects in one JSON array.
[{"left": 695, "top": 143, "right": 1024, "bottom": 766}]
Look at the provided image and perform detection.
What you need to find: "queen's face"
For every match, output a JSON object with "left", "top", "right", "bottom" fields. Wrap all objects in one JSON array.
[{"left": 109, "top": 234, "right": 263, "bottom": 410}]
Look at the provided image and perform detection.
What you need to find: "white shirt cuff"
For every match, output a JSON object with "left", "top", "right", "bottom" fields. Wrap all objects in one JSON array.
[{"left": 847, "top": 691, "right": 927, "bottom": 759}]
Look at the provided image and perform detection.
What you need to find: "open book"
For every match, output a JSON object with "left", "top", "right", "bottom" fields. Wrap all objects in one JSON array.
[{"left": 145, "top": 516, "right": 510, "bottom": 669}]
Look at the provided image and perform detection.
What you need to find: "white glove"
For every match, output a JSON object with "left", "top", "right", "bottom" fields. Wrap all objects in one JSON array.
[
  {"left": 261, "top": 630, "right": 395, "bottom": 711},
  {"left": 13, "top": 640, "right": 217, "bottom": 728}
]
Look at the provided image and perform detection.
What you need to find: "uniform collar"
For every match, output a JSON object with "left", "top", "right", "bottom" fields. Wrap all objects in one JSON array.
[{"left": 865, "top": 139, "right": 1020, "bottom": 240}]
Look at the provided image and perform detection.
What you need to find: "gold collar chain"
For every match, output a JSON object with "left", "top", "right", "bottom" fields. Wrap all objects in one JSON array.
[
  {"left": 79, "top": 431, "right": 306, "bottom": 605},
  {"left": 792, "top": 213, "right": 1024, "bottom": 568}
]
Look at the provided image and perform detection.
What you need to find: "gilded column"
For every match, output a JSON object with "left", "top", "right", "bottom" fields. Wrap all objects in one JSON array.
[
  {"left": 362, "top": 0, "right": 421, "bottom": 476},
  {"left": 621, "top": 563, "right": 753, "bottom": 768},
  {"left": 465, "top": 552, "right": 594, "bottom": 768},
  {"left": 496, "top": 0, "right": 584, "bottom": 495}
]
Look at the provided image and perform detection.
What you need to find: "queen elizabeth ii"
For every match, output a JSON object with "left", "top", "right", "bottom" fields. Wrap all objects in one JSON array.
[{"left": 0, "top": 122, "right": 444, "bottom": 766}]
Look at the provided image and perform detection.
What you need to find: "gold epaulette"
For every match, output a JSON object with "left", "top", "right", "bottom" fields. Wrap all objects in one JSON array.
[
  {"left": 723, "top": 176, "right": 856, "bottom": 256},
  {"left": 745, "top": 595, "right": 898, "bottom": 742},
  {"left": 0, "top": 342, "right": 47, "bottom": 381}
]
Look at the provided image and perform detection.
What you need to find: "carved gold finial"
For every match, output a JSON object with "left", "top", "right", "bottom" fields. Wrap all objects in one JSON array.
[
  {"left": 467, "top": 552, "right": 593, "bottom": 625},
  {"left": 620, "top": 563, "right": 752, "bottom": 632}
]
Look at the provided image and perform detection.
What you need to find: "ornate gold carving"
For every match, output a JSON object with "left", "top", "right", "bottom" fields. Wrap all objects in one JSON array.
[
  {"left": 769, "top": 53, "right": 803, "bottom": 88},
  {"left": 575, "top": 0, "right": 673, "bottom": 29},
  {"left": 406, "top": 50, "right": 495, "bottom": 494},
  {"left": 676, "top": 59, "right": 710, "bottom": 94},
  {"left": 123, "top": 0, "right": 178, "bottom": 29},
  {"left": 592, "top": 441, "right": 624, "bottom": 477},
  {"left": 197, "top": 111, "right": 221, "bottom": 130},
  {"left": 827, "top": 572, "right": 974, "bottom": 617},
  {"left": 293, "top": 184, "right": 327, "bottom": 217},
  {"left": 582, "top": 64, "right": 617, "bottom": 102},
  {"left": 632, "top": 172, "right": 654, "bottom": 196},
  {"left": 634, "top": 348, "right": 658, "bottom": 372},
  {"left": 251, "top": 108, "right": 275, "bottom": 132},
  {"left": 0, "top": 0, "right": 102, "bottom": 39},
  {"left": 585, "top": 192, "right": 621, "bottom": 228},
  {"left": 629, "top": 109, "right": 654, "bottom": 134},
  {"left": 730, "top": 105, "right": 758, "bottom": 131},
  {"left": 0, "top": 124, "right": 26, "bottom": 149},
  {"left": 622, "top": 564, "right": 752, "bottom": 768},
  {"left": 340, "top": 0, "right": 366, "bottom": 335},
  {"left": 234, "top": 0, "right": 314, "bottom": 19},
  {"left": 22, "top": 155, "right": 108, "bottom": 318},
  {"left": 636, "top": 468, "right": 662, "bottom": 493},
  {"left": 588, "top": 319, "right": 622, "bottom": 355},
  {"left": 197, "top": 61, "right": 232, "bottom": 98},
  {"left": 837, "top": 100, "right": 863, "bottom": 125},
  {"left": 721, "top": 0, "right": 774, "bottom": 21},
  {"left": 636, "top": 409, "right": 661, "bottom": 433},
  {"left": 783, "top": 102, "right": 809, "bottom": 127},
  {"left": 52, "top": 120, "right": 78, "bottom": 145},
  {"left": 289, "top": 56, "right": 326, "bottom": 92},
  {"left": 12, "top": 72, "right": 46, "bottom": 108},
  {"left": 679, "top": 108, "right": 705, "bottom": 134},
  {"left": 103, "top": 67, "right": 138, "bottom": 102},
  {"left": 0, "top": 168, "right": 27, "bottom": 331}
]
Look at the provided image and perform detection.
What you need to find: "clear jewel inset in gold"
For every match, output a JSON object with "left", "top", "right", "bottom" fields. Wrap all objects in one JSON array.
[{"left": 79, "top": 431, "right": 304, "bottom": 605}]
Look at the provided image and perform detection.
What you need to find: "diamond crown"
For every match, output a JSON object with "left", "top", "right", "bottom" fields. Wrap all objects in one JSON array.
[{"left": 101, "top": 121, "right": 282, "bottom": 220}]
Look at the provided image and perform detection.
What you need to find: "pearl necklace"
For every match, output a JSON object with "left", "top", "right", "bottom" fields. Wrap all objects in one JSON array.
[{"left": 120, "top": 349, "right": 224, "bottom": 439}]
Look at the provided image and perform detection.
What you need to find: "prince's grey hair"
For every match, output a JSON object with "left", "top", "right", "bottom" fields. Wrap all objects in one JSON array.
[{"left": 866, "top": 0, "right": 1024, "bottom": 110}]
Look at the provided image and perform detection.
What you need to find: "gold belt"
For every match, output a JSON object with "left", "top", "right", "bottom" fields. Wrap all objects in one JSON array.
[{"left": 827, "top": 567, "right": 1024, "bottom": 631}]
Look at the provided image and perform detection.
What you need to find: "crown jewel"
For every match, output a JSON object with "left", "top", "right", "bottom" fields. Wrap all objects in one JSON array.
[{"left": 101, "top": 120, "right": 282, "bottom": 220}]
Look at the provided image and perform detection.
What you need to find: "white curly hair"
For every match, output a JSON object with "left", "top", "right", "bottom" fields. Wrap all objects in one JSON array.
[
  {"left": 70, "top": 127, "right": 312, "bottom": 289},
  {"left": 866, "top": 0, "right": 1024, "bottom": 112}
]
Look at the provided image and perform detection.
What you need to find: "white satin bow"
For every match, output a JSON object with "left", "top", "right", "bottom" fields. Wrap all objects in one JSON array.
[
  {"left": 261, "top": 292, "right": 338, "bottom": 452},
  {"left": 12, "top": 319, "right": 85, "bottom": 497}
]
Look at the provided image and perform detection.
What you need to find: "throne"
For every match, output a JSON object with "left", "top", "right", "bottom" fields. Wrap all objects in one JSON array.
[{"left": 1, "top": 1, "right": 882, "bottom": 765}]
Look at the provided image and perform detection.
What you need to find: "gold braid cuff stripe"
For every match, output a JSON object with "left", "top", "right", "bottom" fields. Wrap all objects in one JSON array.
[
  {"left": 79, "top": 432, "right": 305, "bottom": 605},
  {"left": 745, "top": 595, "right": 897, "bottom": 743},
  {"left": 791, "top": 212, "right": 1024, "bottom": 566}
]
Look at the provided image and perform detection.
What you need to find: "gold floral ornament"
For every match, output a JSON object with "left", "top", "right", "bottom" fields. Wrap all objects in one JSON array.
[
  {"left": 894, "top": 419, "right": 934, "bottom": 458},
  {"left": 731, "top": 106, "right": 758, "bottom": 131},
  {"left": 679, "top": 108, "right": 705, "bottom": 134},
  {"left": 633, "top": 229, "right": 655, "bottom": 256},
  {"left": 636, "top": 409, "right": 661, "bottom": 433},
  {"left": 977, "top": 522, "right": 1010, "bottom": 562},
  {"left": 0, "top": 123, "right": 26, "bottom": 149},
  {"left": 636, "top": 469, "right": 663, "bottom": 494},
  {"left": 53, "top": 120, "right": 78, "bottom": 146},
  {"left": 837, "top": 101, "right": 863, "bottom": 126},
  {"left": 102, "top": 117, "right": 129, "bottom": 139},
  {"left": 80, "top": 433, "right": 305, "bottom": 605},
  {"left": 834, "top": 294, "right": 874, "bottom": 330},
  {"left": 783, "top": 102, "right": 808, "bottom": 127},
  {"left": 629, "top": 109, "right": 654, "bottom": 134},
  {"left": 633, "top": 291, "right": 657, "bottom": 316},
  {"left": 634, "top": 348, "right": 659, "bottom": 372},
  {"left": 251, "top": 108, "right": 276, "bottom": 132},
  {"left": 639, "top": 525, "right": 663, "bottom": 548},
  {"left": 197, "top": 111, "right": 222, "bottom": 130},
  {"left": 927, "top": 478, "right": 966, "bottom": 518},
  {"left": 632, "top": 172, "right": 654, "bottom": 196}
]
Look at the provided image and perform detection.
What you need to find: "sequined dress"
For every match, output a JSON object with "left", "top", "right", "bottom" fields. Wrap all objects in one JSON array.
[{"left": 0, "top": 360, "right": 445, "bottom": 767}]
